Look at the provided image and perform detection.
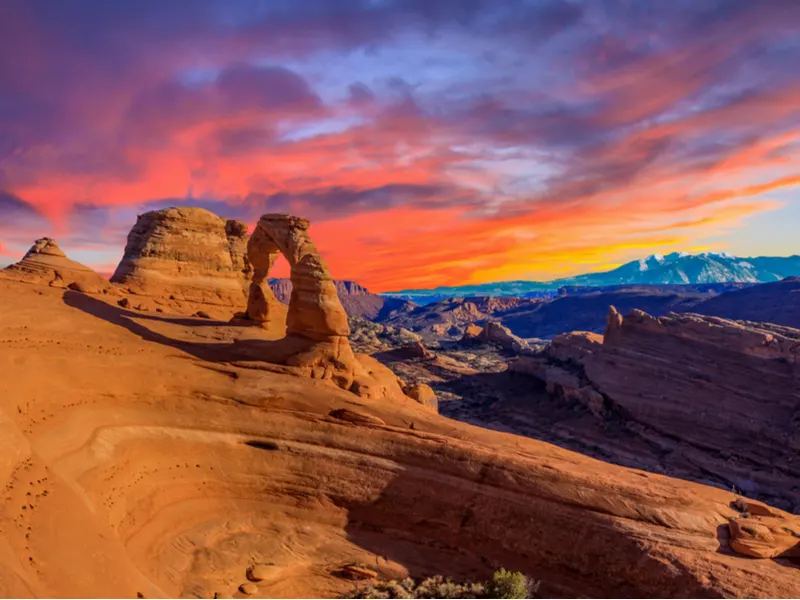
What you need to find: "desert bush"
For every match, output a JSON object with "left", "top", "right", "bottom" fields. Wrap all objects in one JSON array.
[
  {"left": 486, "top": 568, "right": 537, "bottom": 599},
  {"left": 345, "top": 569, "right": 537, "bottom": 599}
]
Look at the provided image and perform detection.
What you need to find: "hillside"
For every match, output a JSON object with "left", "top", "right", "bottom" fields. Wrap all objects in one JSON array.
[
  {"left": 694, "top": 277, "right": 800, "bottom": 329},
  {"left": 385, "top": 252, "right": 800, "bottom": 304},
  {"left": 1, "top": 276, "right": 799, "bottom": 597}
]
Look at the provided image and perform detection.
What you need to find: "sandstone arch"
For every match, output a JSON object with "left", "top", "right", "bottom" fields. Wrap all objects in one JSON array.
[
  {"left": 246, "top": 214, "right": 349, "bottom": 340},
  {"left": 244, "top": 214, "right": 410, "bottom": 400}
]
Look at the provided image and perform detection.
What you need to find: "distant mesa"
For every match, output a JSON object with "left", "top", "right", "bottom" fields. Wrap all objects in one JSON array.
[{"left": 0, "top": 237, "right": 112, "bottom": 294}]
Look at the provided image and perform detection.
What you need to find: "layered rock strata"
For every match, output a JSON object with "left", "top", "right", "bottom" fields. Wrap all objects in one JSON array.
[
  {"left": 111, "top": 207, "right": 251, "bottom": 309},
  {"left": 0, "top": 238, "right": 112, "bottom": 293},
  {"left": 510, "top": 307, "right": 800, "bottom": 511}
]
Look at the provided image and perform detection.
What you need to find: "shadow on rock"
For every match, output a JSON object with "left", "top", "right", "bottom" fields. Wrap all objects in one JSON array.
[
  {"left": 336, "top": 462, "right": 721, "bottom": 599},
  {"left": 62, "top": 290, "right": 306, "bottom": 366}
]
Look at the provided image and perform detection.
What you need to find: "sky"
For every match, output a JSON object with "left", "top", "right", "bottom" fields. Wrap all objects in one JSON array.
[{"left": 0, "top": 0, "right": 799, "bottom": 292}]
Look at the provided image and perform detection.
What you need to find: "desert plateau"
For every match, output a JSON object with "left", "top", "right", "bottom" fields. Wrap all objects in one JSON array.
[
  {"left": 2, "top": 1, "right": 800, "bottom": 598},
  {"left": 0, "top": 206, "right": 798, "bottom": 599}
]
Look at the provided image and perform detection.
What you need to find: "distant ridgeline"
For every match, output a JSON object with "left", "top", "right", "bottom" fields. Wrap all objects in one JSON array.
[{"left": 383, "top": 252, "right": 800, "bottom": 304}]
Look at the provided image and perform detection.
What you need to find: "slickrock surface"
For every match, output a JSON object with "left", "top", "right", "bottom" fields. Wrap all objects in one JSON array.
[
  {"left": 110, "top": 207, "right": 251, "bottom": 312},
  {"left": 510, "top": 307, "right": 800, "bottom": 511},
  {"left": 0, "top": 238, "right": 113, "bottom": 293},
  {"left": 1, "top": 279, "right": 799, "bottom": 597}
]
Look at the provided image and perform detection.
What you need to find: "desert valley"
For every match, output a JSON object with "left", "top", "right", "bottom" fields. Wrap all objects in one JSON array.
[
  {"left": 0, "top": 207, "right": 798, "bottom": 599},
  {"left": 3, "top": 2, "right": 800, "bottom": 598}
]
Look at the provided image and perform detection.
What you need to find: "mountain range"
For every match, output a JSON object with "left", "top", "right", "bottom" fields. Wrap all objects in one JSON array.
[{"left": 384, "top": 252, "right": 800, "bottom": 304}]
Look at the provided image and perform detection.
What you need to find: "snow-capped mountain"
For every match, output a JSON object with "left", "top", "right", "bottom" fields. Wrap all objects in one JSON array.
[
  {"left": 556, "top": 252, "right": 799, "bottom": 287},
  {"left": 384, "top": 252, "right": 800, "bottom": 303}
]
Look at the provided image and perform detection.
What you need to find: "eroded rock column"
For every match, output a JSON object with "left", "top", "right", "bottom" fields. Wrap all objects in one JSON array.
[{"left": 245, "top": 226, "right": 283, "bottom": 325}]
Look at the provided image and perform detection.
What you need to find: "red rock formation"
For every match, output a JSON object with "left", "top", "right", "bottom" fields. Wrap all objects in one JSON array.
[
  {"left": 402, "top": 382, "right": 438, "bottom": 411},
  {"left": 243, "top": 214, "right": 413, "bottom": 402},
  {"left": 111, "top": 207, "right": 251, "bottom": 310},
  {"left": 0, "top": 238, "right": 113, "bottom": 293},
  {"left": 461, "top": 321, "right": 530, "bottom": 352},
  {"left": 510, "top": 306, "right": 800, "bottom": 511},
  {"left": 383, "top": 296, "right": 541, "bottom": 336},
  {"left": 4, "top": 258, "right": 800, "bottom": 597}
]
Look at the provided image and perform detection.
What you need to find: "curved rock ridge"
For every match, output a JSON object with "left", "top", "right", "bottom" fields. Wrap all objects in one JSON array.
[
  {"left": 244, "top": 214, "right": 410, "bottom": 402},
  {"left": 511, "top": 306, "right": 800, "bottom": 511},
  {"left": 2, "top": 278, "right": 799, "bottom": 598},
  {"left": 0, "top": 238, "right": 112, "bottom": 293},
  {"left": 111, "top": 207, "right": 251, "bottom": 309}
]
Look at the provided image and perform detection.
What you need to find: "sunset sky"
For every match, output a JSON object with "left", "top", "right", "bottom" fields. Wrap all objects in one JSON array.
[{"left": 1, "top": 0, "right": 799, "bottom": 292}]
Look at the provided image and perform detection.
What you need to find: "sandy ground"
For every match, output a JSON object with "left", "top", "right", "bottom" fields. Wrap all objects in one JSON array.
[{"left": 0, "top": 280, "right": 798, "bottom": 598}]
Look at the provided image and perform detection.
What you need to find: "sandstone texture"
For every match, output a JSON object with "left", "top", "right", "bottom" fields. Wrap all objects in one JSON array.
[
  {"left": 110, "top": 207, "right": 251, "bottom": 311},
  {"left": 0, "top": 238, "right": 112, "bottom": 293},
  {"left": 243, "top": 214, "right": 411, "bottom": 402},
  {"left": 1, "top": 278, "right": 798, "bottom": 598},
  {"left": 402, "top": 383, "right": 438, "bottom": 411},
  {"left": 510, "top": 306, "right": 800, "bottom": 511}
]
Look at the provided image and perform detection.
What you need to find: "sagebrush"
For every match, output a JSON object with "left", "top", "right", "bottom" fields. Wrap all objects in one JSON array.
[{"left": 345, "top": 568, "right": 539, "bottom": 599}]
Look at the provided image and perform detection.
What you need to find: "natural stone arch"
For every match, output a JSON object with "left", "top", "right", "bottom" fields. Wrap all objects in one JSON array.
[
  {"left": 246, "top": 214, "right": 350, "bottom": 341},
  {"left": 243, "top": 213, "right": 433, "bottom": 408}
]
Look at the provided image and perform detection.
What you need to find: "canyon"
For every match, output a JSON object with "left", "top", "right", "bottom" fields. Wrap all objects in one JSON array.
[{"left": 0, "top": 208, "right": 798, "bottom": 598}]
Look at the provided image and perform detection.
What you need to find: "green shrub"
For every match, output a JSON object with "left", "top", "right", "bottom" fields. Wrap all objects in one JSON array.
[
  {"left": 486, "top": 568, "right": 532, "bottom": 599},
  {"left": 345, "top": 569, "right": 537, "bottom": 599}
]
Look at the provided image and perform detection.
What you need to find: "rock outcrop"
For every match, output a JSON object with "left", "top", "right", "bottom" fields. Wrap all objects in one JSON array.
[
  {"left": 462, "top": 321, "right": 529, "bottom": 352},
  {"left": 243, "top": 214, "right": 411, "bottom": 401},
  {"left": 111, "top": 207, "right": 251, "bottom": 311},
  {"left": 510, "top": 306, "right": 800, "bottom": 511},
  {"left": 3, "top": 278, "right": 800, "bottom": 597},
  {"left": 382, "top": 296, "right": 541, "bottom": 337},
  {"left": 402, "top": 382, "right": 438, "bottom": 411},
  {"left": 0, "top": 238, "right": 113, "bottom": 293}
]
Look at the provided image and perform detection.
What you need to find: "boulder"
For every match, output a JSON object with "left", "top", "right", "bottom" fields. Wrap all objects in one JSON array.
[
  {"left": 729, "top": 514, "right": 800, "bottom": 559},
  {"left": 1, "top": 238, "right": 112, "bottom": 293},
  {"left": 398, "top": 341, "right": 433, "bottom": 359},
  {"left": 462, "top": 321, "right": 529, "bottom": 352},
  {"left": 462, "top": 323, "right": 483, "bottom": 339},
  {"left": 246, "top": 564, "right": 279, "bottom": 582},
  {"left": 403, "top": 383, "right": 438, "bottom": 411},
  {"left": 238, "top": 582, "right": 259, "bottom": 596}
]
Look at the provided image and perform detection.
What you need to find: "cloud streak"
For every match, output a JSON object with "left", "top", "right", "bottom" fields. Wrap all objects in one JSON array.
[{"left": 0, "top": 0, "right": 799, "bottom": 290}]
